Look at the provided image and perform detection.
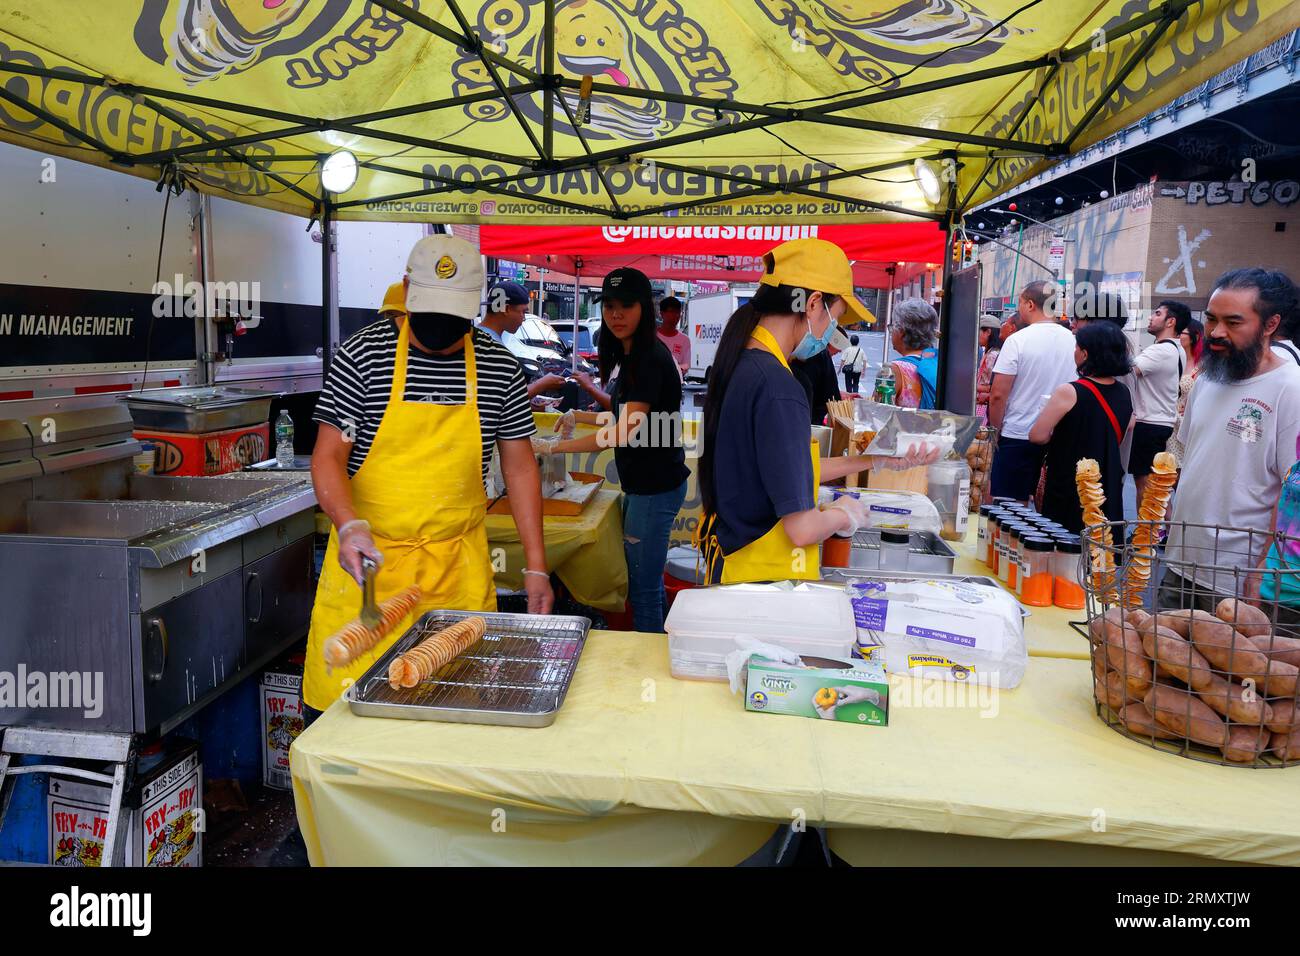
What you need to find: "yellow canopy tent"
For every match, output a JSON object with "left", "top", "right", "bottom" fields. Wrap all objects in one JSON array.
[{"left": 0, "top": 0, "right": 1294, "bottom": 227}]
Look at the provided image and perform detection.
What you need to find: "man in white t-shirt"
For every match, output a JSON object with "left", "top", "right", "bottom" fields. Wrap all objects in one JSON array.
[
  {"left": 1164, "top": 268, "right": 1300, "bottom": 600},
  {"left": 656, "top": 296, "right": 690, "bottom": 374},
  {"left": 1128, "top": 299, "right": 1190, "bottom": 500},
  {"left": 988, "top": 280, "right": 1078, "bottom": 500}
]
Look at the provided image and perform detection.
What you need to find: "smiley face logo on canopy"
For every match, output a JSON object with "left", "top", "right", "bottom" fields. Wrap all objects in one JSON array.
[{"left": 451, "top": 0, "right": 735, "bottom": 143}]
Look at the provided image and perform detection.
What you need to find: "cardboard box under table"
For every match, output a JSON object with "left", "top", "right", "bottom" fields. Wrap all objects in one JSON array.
[{"left": 291, "top": 632, "right": 1297, "bottom": 866}]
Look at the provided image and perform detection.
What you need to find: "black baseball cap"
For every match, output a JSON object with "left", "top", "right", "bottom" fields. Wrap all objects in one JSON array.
[
  {"left": 596, "top": 267, "right": 652, "bottom": 304},
  {"left": 488, "top": 280, "right": 530, "bottom": 309}
]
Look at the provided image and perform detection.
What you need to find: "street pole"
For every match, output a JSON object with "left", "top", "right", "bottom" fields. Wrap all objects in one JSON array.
[{"left": 572, "top": 264, "right": 581, "bottom": 373}]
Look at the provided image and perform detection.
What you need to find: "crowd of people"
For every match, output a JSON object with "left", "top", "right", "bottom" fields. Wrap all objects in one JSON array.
[{"left": 983, "top": 267, "right": 1300, "bottom": 610}]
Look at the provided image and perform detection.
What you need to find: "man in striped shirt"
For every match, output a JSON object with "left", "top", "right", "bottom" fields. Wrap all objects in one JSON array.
[{"left": 309, "top": 235, "right": 552, "bottom": 674}]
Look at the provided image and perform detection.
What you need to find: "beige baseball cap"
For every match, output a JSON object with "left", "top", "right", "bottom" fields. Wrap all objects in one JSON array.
[{"left": 405, "top": 235, "right": 482, "bottom": 319}]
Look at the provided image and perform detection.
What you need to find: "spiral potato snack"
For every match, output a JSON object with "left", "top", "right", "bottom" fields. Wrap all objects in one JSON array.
[
  {"left": 388, "top": 615, "right": 487, "bottom": 689},
  {"left": 1075, "top": 458, "right": 1118, "bottom": 604},
  {"left": 1125, "top": 451, "right": 1178, "bottom": 607},
  {"left": 322, "top": 586, "right": 423, "bottom": 668}
]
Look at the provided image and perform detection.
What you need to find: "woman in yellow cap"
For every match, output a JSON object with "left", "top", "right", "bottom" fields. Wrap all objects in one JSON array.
[
  {"left": 379, "top": 280, "right": 408, "bottom": 322},
  {"left": 698, "top": 239, "right": 935, "bottom": 583}
]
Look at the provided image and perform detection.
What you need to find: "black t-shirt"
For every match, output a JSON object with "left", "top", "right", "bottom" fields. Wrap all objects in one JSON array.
[
  {"left": 711, "top": 349, "right": 816, "bottom": 553},
  {"left": 610, "top": 339, "right": 689, "bottom": 495},
  {"left": 1042, "top": 378, "right": 1133, "bottom": 533},
  {"left": 790, "top": 349, "right": 842, "bottom": 425}
]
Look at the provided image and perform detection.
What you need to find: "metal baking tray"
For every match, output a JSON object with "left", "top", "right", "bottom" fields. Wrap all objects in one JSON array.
[
  {"left": 122, "top": 387, "right": 272, "bottom": 433},
  {"left": 343, "top": 609, "right": 591, "bottom": 727},
  {"left": 843, "top": 529, "right": 958, "bottom": 574}
]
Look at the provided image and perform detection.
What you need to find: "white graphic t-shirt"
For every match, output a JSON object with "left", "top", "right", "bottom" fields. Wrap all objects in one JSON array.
[{"left": 1167, "top": 362, "right": 1300, "bottom": 592}]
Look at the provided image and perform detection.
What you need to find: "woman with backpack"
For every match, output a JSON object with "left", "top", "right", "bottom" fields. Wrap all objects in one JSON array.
[
  {"left": 1028, "top": 322, "right": 1134, "bottom": 533},
  {"left": 888, "top": 298, "right": 940, "bottom": 409}
]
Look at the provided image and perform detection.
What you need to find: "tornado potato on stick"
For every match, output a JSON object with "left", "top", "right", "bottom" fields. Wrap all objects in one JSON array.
[
  {"left": 1125, "top": 451, "right": 1177, "bottom": 607},
  {"left": 1075, "top": 458, "right": 1118, "bottom": 604},
  {"left": 388, "top": 615, "right": 487, "bottom": 689},
  {"left": 322, "top": 586, "right": 423, "bottom": 668}
]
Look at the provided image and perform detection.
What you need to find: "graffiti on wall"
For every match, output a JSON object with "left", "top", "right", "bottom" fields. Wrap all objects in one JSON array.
[{"left": 1153, "top": 225, "right": 1211, "bottom": 295}]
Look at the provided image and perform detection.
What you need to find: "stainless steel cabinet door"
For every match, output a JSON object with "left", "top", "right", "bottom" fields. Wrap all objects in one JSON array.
[
  {"left": 243, "top": 535, "right": 314, "bottom": 669},
  {"left": 140, "top": 569, "right": 243, "bottom": 731}
]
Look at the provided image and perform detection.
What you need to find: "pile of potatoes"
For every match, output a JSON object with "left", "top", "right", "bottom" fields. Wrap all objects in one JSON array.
[
  {"left": 1089, "top": 598, "right": 1300, "bottom": 764},
  {"left": 965, "top": 429, "right": 995, "bottom": 511}
]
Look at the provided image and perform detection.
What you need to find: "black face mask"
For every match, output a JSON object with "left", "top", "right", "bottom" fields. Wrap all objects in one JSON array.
[{"left": 407, "top": 315, "right": 472, "bottom": 352}]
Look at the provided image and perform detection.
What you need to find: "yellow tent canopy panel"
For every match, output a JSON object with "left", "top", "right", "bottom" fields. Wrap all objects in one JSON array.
[{"left": 0, "top": 1, "right": 1293, "bottom": 223}]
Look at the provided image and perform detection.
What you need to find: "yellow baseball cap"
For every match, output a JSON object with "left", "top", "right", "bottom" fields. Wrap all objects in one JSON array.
[
  {"left": 759, "top": 238, "right": 873, "bottom": 325},
  {"left": 379, "top": 280, "right": 407, "bottom": 317}
]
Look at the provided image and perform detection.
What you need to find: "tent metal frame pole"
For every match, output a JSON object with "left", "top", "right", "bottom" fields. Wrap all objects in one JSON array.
[
  {"left": 543, "top": 0, "right": 555, "bottom": 163},
  {"left": 957, "top": 60, "right": 1064, "bottom": 212},
  {"left": 125, "top": 88, "right": 520, "bottom": 166},
  {"left": 1062, "top": 4, "right": 1184, "bottom": 149},
  {"left": 553, "top": 76, "right": 625, "bottom": 218},
  {"left": 0, "top": 82, "right": 128, "bottom": 164},
  {"left": 369, "top": 0, "right": 539, "bottom": 83},
  {"left": 443, "top": 0, "right": 545, "bottom": 159},
  {"left": 321, "top": 201, "right": 337, "bottom": 378},
  {"left": 135, "top": 94, "right": 321, "bottom": 204}
]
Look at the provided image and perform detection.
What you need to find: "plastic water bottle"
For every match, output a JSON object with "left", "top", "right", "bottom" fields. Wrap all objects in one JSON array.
[
  {"left": 275, "top": 410, "right": 294, "bottom": 468},
  {"left": 873, "top": 362, "right": 895, "bottom": 406}
]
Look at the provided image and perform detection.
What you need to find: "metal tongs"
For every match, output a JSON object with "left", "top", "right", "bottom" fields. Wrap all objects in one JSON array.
[{"left": 359, "top": 557, "right": 381, "bottom": 629}]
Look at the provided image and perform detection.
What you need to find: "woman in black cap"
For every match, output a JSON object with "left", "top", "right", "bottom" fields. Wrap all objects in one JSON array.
[{"left": 540, "top": 267, "right": 688, "bottom": 632}]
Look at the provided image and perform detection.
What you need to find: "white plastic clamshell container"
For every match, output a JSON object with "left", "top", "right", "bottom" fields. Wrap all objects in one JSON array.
[{"left": 665, "top": 584, "right": 857, "bottom": 681}]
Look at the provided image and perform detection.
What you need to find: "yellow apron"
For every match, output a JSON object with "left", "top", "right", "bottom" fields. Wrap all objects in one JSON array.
[
  {"left": 304, "top": 322, "right": 496, "bottom": 710},
  {"left": 696, "top": 326, "right": 821, "bottom": 584}
]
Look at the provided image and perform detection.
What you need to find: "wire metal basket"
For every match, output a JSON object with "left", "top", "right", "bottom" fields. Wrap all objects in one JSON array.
[{"left": 1082, "top": 519, "right": 1300, "bottom": 767}]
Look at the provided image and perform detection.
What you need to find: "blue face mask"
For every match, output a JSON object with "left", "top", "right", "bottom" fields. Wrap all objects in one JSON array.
[{"left": 791, "top": 299, "right": 837, "bottom": 361}]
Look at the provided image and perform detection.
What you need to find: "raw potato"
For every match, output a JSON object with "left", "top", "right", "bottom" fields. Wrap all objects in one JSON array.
[
  {"left": 1102, "top": 617, "right": 1152, "bottom": 697},
  {"left": 1247, "top": 632, "right": 1300, "bottom": 669},
  {"left": 1145, "top": 684, "right": 1228, "bottom": 747},
  {"left": 1094, "top": 673, "right": 1127, "bottom": 712},
  {"left": 1147, "top": 608, "right": 1215, "bottom": 639},
  {"left": 1186, "top": 618, "right": 1270, "bottom": 681},
  {"left": 1194, "top": 673, "right": 1272, "bottom": 725},
  {"left": 1088, "top": 607, "right": 1127, "bottom": 644},
  {"left": 1127, "top": 609, "right": 1153, "bottom": 630},
  {"left": 1222, "top": 725, "right": 1270, "bottom": 763},
  {"left": 1270, "top": 730, "right": 1300, "bottom": 761},
  {"left": 1264, "top": 659, "right": 1300, "bottom": 698},
  {"left": 1265, "top": 698, "right": 1300, "bottom": 735},
  {"left": 1140, "top": 626, "right": 1213, "bottom": 690},
  {"left": 1118, "top": 702, "right": 1178, "bottom": 740},
  {"left": 1214, "top": 598, "right": 1272, "bottom": 638}
]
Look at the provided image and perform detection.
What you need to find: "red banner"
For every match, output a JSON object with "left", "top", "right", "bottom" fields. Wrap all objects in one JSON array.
[{"left": 479, "top": 223, "right": 945, "bottom": 288}]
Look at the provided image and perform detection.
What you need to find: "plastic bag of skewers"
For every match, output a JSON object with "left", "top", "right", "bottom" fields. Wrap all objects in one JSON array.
[{"left": 858, "top": 402, "right": 980, "bottom": 462}]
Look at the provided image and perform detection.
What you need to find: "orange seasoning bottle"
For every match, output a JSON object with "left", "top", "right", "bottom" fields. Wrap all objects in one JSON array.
[
  {"left": 1052, "top": 535, "right": 1085, "bottom": 610},
  {"left": 1019, "top": 536, "right": 1055, "bottom": 607}
]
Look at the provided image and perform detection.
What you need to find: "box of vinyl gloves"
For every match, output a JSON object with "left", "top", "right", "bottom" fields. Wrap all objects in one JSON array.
[{"left": 745, "top": 655, "right": 888, "bottom": 726}]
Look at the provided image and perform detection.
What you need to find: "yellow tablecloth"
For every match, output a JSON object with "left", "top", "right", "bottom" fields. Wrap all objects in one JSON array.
[
  {"left": 486, "top": 487, "right": 626, "bottom": 614},
  {"left": 293, "top": 629, "right": 1300, "bottom": 867}
]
